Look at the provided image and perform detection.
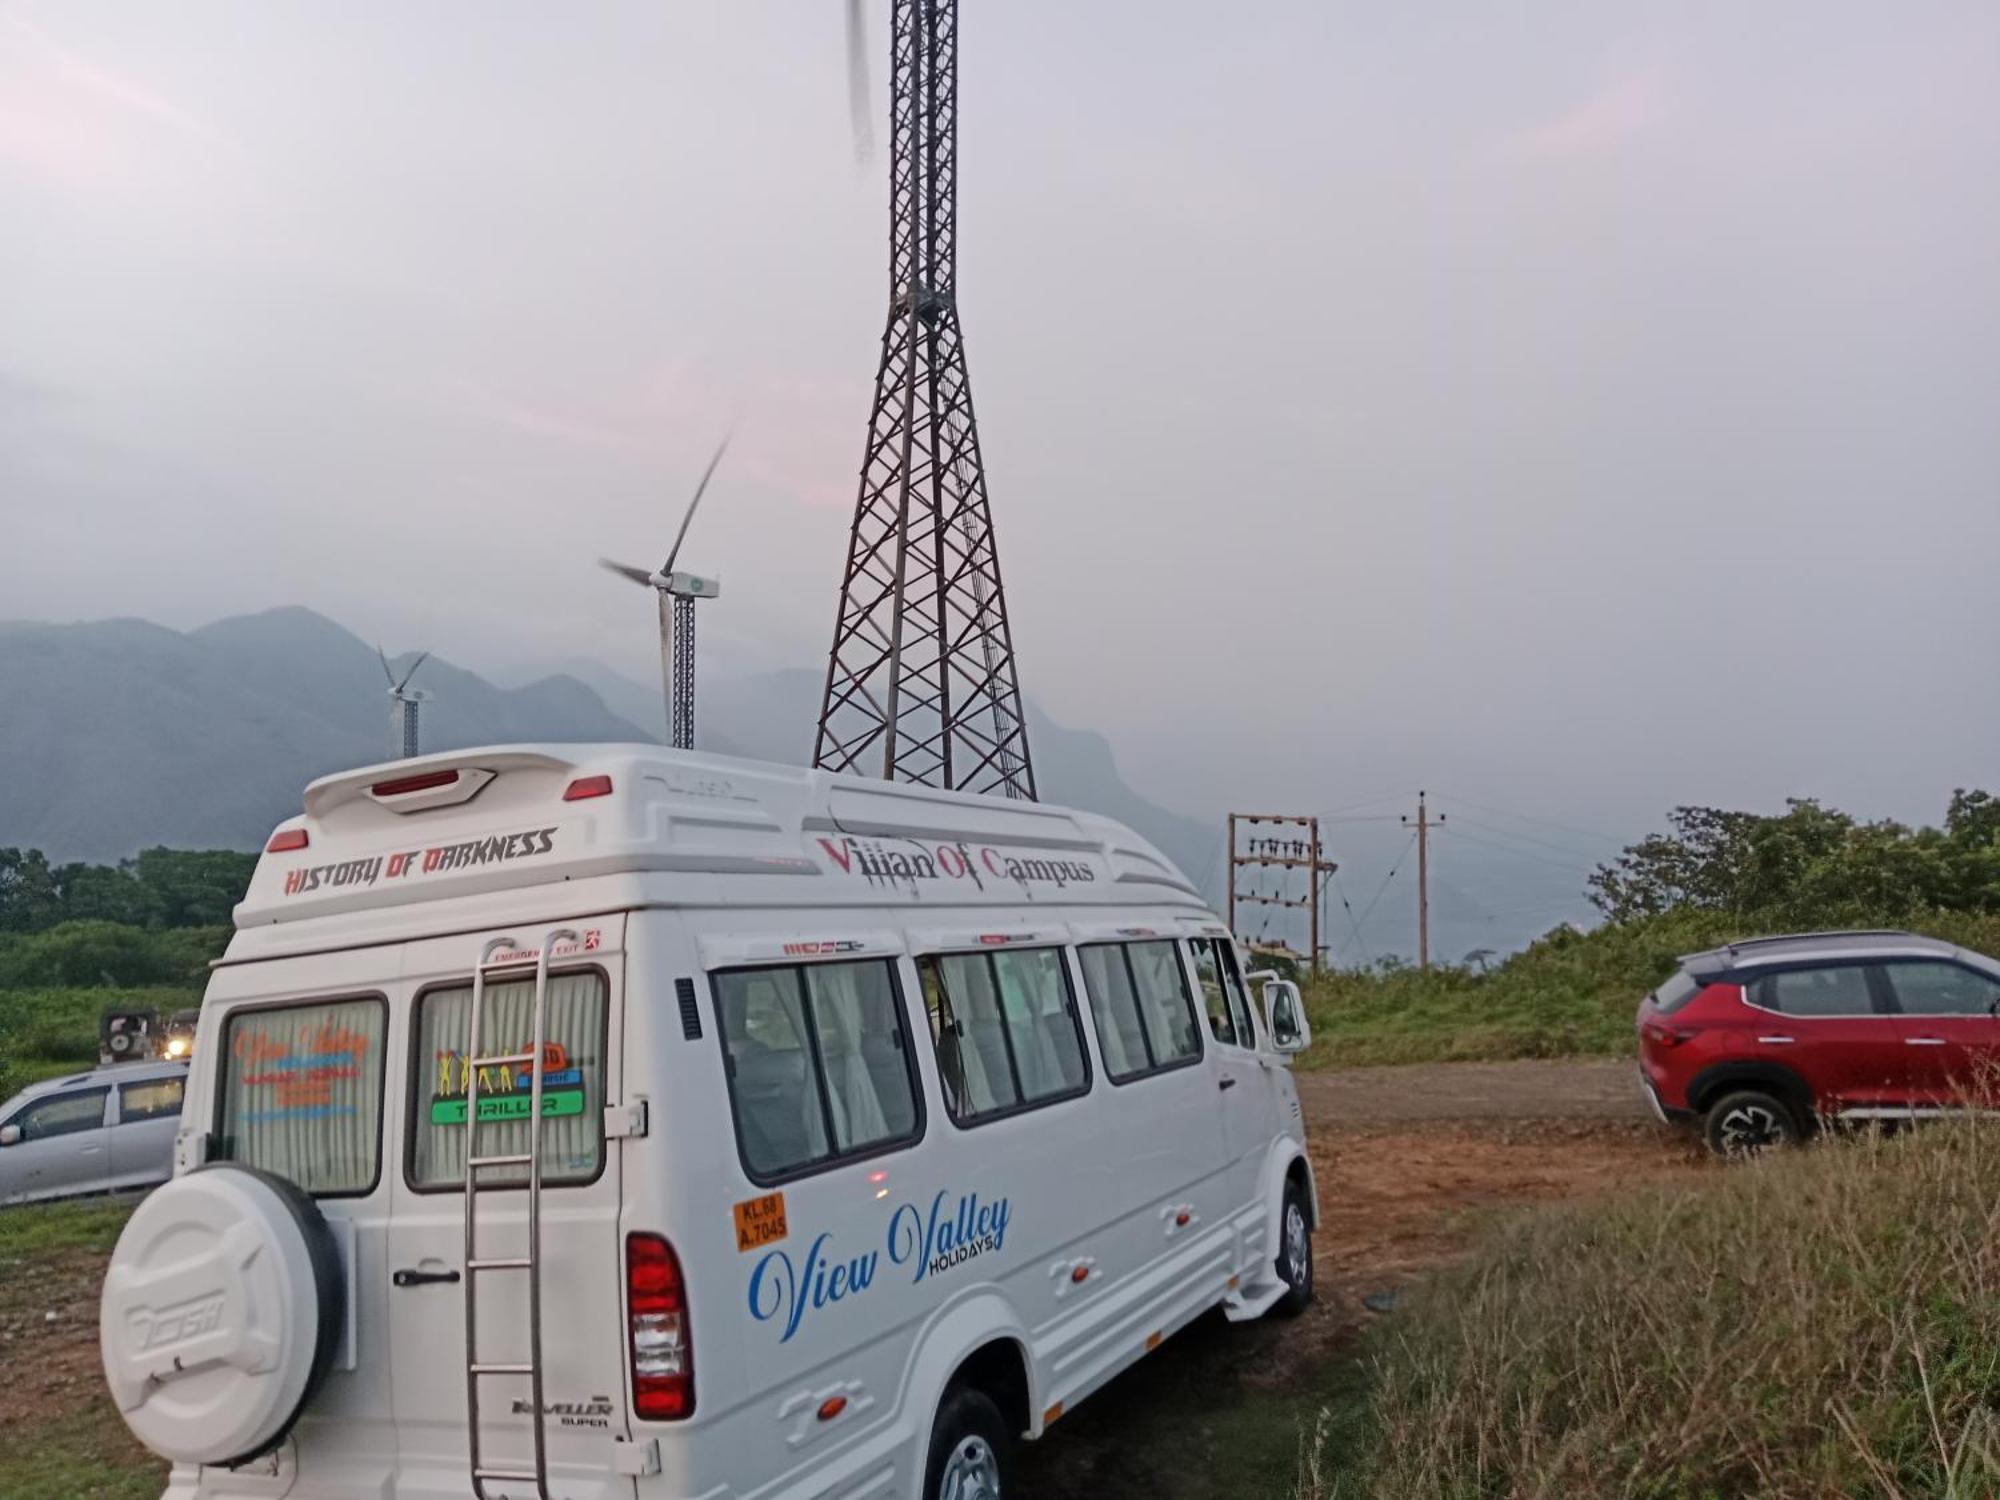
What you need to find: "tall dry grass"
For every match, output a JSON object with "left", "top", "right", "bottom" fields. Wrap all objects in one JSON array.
[{"left": 1303, "top": 1122, "right": 2000, "bottom": 1498}]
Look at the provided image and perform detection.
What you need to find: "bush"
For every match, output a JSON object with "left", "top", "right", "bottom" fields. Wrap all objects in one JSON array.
[
  {"left": 1309, "top": 1123, "right": 2000, "bottom": 1498},
  {"left": 1300, "top": 909, "right": 2000, "bottom": 1068},
  {"left": 0, "top": 922, "right": 227, "bottom": 989}
]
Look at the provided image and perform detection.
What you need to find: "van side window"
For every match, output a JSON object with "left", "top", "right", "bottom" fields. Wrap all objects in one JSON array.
[
  {"left": 1188, "top": 938, "right": 1240, "bottom": 1046},
  {"left": 1078, "top": 941, "right": 1203, "bottom": 1082},
  {"left": 1217, "top": 941, "right": 1257, "bottom": 1045},
  {"left": 409, "top": 970, "right": 610, "bottom": 1191},
  {"left": 118, "top": 1077, "right": 185, "bottom": 1124},
  {"left": 216, "top": 997, "right": 386, "bottom": 1196},
  {"left": 715, "top": 959, "right": 922, "bottom": 1183},
  {"left": 918, "top": 947, "right": 1090, "bottom": 1124}
]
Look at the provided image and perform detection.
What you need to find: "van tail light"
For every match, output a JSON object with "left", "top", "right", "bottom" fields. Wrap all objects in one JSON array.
[
  {"left": 1641, "top": 1022, "right": 1698, "bottom": 1048},
  {"left": 627, "top": 1233, "right": 692, "bottom": 1420},
  {"left": 266, "top": 827, "right": 309, "bottom": 853},
  {"left": 564, "top": 774, "right": 614, "bottom": 802}
]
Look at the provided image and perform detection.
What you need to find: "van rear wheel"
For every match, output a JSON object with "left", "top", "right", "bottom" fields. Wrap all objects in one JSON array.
[{"left": 924, "top": 1386, "right": 1015, "bottom": 1500}]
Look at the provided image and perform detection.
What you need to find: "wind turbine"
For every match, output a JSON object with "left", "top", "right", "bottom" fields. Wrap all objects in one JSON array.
[
  {"left": 379, "top": 648, "right": 431, "bottom": 760},
  {"left": 600, "top": 439, "right": 728, "bottom": 751}
]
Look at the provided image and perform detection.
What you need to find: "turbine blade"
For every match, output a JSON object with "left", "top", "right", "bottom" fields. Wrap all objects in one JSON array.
[
  {"left": 378, "top": 645, "right": 395, "bottom": 688},
  {"left": 661, "top": 436, "right": 730, "bottom": 576},
  {"left": 394, "top": 650, "right": 430, "bottom": 693},
  {"left": 846, "top": 0, "right": 873, "bottom": 165},
  {"left": 599, "top": 558, "right": 658, "bottom": 588}
]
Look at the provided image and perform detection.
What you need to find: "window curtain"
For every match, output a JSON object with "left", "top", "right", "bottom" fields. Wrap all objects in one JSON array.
[
  {"left": 993, "top": 951, "right": 1068, "bottom": 1098},
  {"left": 804, "top": 964, "right": 892, "bottom": 1148},
  {"left": 412, "top": 971, "right": 606, "bottom": 1189},
  {"left": 220, "top": 999, "right": 384, "bottom": 1195}
]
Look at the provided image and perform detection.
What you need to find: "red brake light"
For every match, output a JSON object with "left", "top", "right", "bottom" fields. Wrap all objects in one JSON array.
[
  {"left": 1641, "top": 1022, "right": 1698, "bottom": 1048},
  {"left": 627, "top": 1233, "right": 692, "bottom": 1420},
  {"left": 564, "top": 775, "right": 614, "bottom": 802},
  {"left": 371, "top": 769, "right": 460, "bottom": 798},
  {"left": 265, "top": 827, "right": 309, "bottom": 853}
]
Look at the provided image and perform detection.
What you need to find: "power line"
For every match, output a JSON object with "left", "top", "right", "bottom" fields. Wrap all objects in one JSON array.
[
  {"left": 1311, "top": 790, "right": 1414, "bottom": 820},
  {"left": 1355, "top": 833, "right": 1418, "bottom": 931},
  {"left": 1329, "top": 872, "right": 1373, "bottom": 969},
  {"left": 1444, "top": 812, "right": 1615, "bottom": 864},
  {"left": 1443, "top": 824, "right": 1597, "bottom": 877},
  {"left": 1428, "top": 790, "right": 1626, "bottom": 849}
]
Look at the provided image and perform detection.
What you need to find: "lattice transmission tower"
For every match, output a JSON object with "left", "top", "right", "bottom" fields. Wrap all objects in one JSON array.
[{"left": 812, "top": 0, "right": 1036, "bottom": 799}]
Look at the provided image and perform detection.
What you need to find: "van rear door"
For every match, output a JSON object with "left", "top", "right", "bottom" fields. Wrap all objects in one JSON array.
[{"left": 387, "top": 917, "right": 636, "bottom": 1500}]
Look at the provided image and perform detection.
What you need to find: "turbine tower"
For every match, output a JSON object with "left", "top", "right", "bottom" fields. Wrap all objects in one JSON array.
[
  {"left": 600, "top": 440, "right": 728, "bottom": 751},
  {"left": 812, "top": 0, "right": 1036, "bottom": 800},
  {"left": 379, "top": 648, "right": 431, "bottom": 760}
]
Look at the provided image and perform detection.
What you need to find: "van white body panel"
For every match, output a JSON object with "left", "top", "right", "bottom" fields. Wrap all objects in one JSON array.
[{"left": 154, "top": 745, "right": 1314, "bottom": 1499}]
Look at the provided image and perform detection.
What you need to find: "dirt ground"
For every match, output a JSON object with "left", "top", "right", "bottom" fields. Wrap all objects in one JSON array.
[
  {"left": 4, "top": 1060, "right": 1700, "bottom": 1499},
  {"left": 1020, "top": 1060, "right": 1706, "bottom": 1497},
  {"left": 0, "top": 1236, "right": 118, "bottom": 1431}
]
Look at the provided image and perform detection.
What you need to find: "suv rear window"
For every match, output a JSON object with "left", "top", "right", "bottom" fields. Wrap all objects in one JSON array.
[
  {"left": 1760, "top": 965, "right": 1876, "bottom": 1017},
  {"left": 409, "top": 970, "right": 609, "bottom": 1190},
  {"left": 217, "top": 997, "right": 387, "bottom": 1196},
  {"left": 1651, "top": 971, "right": 1704, "bottom": 1015}
]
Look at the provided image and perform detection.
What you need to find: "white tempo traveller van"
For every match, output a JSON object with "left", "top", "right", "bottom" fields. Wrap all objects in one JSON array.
[{"left": 98, "top": 744, "right": 1318, "bottom": 1500}]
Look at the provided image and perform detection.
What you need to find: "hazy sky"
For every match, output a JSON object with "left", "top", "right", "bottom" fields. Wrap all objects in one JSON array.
[{"left": 5, "top": 0, "right": 1998, "bottom": 938}]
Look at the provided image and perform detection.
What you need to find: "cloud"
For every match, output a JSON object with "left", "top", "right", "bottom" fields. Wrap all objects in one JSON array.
[
  {"left": 1, "top": 8, "right": 234, "bottom": 152},
  {"left": 1497, "top": 69, "right": 1664, "bottom": 163}
]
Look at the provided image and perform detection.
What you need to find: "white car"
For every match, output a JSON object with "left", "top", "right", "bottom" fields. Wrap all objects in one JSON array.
[
  {"left": 99, "top": 745, "right": 1317, "bottom": 1500},
  {"left": 0, "top": 1060, "right": 186, "bottom": 1205}
]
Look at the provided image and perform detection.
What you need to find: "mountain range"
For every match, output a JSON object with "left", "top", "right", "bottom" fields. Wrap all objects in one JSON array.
[{"left": 0, "top": 608, "right": 1215, "bottom": 888}]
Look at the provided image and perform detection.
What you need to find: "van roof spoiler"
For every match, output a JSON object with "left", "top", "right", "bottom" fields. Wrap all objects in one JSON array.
[{"left": 301, "top": 747, "right": 581, "bottom": 819}]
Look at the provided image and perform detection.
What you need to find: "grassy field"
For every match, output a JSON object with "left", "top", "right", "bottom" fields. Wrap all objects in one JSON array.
[
  {"left": 1299, "top": 1122, "right": 2000, "bottom": 1498},
  {"left": 0, "top": 985, "right": 200, "bottom": 1102},
  {"left": 0, "top": 1198, "right": 164, "bottom": 1500},
  {"left": 1296, "top": 907, "right": 2000, "bottom": 1069}
]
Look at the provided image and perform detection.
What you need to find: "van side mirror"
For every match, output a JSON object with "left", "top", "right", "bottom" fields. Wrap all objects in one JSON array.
[
  {"left": 0, "top": 1124, "right": 19, "bottom": 1147},
  {"left": 1261, "top": 980, "right": 1310, "bottom": 1056}
]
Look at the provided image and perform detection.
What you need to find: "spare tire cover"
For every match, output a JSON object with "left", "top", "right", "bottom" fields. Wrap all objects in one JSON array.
[{"left": 100, "top": 1163, "right": 344, "bottom": 1466}]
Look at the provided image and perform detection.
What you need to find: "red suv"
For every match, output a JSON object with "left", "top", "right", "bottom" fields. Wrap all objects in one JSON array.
[{"left": 1637, "top": 930, "right": 2000, "bottom": 1155}]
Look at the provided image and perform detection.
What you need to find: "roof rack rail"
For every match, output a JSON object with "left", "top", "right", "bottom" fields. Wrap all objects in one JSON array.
[{"left": 1723, "top": 928, "right": 1917, "bottom": 952}]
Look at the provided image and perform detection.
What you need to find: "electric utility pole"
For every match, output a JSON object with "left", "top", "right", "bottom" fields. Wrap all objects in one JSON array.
[
  {"left": 1227, "top": 813, "right": 1334, "bottom": 975},
  {"left": 1401, "top": 791, "right": 1444, "bottom": 970}
]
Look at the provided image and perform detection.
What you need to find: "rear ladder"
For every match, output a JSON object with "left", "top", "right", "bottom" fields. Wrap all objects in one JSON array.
[{"left": 462, "top": 929, "right": 576, "bottom": 1500}]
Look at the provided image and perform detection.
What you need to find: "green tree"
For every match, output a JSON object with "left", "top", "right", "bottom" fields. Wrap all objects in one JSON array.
[
  {"left": 0, "top": 849, "right": 62, "bottom": 932},
  {"left": 1589, "top": 792, "right": 1999, "bottom": 926},
  {"left": 128, "top": 848, "right": 257, "bottom": 929},
  {"left": 52, "top": 861, "right": 157, "bottom": 926}
]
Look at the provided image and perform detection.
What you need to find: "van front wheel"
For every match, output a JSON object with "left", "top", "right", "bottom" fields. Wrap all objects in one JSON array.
[
  {"left": 1273, "top": 1177, "right": 1314, "bottom": 1317},
  {"left": 923, "top": 1386, "right": 1015, "bottom": 1500}
]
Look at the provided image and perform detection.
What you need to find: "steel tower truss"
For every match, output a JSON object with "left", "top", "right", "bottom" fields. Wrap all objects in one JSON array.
[{"left": 812, "top": 0, "right": 1036, "bottom": 799}]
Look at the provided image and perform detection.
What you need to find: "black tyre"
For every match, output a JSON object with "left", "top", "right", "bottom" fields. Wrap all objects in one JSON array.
[
  {"left": 923, "top": 1386, "right": 1015, "bottom": 1500},
  {"left": 1273, "top": 1175, "right": 1314, "bottom": 1317},
  {"left": 1702, "top": 1089, "right": 1800, "bottom": 1159}
]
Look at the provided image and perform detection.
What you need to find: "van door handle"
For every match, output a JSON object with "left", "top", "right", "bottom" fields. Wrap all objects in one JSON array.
[
  {"left": 1756, "top": 1036, "right": 1795, "bottom": 1045},
  {"left": 393, "top": 1268, "right": 462, "bottom": 1287},
  {"left": 1217, "top": 1077, "right": 1237, "bottom": 1091},
  {"left": 1906, "top": 1038, "right": 1948, "bottom": 1046}
]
